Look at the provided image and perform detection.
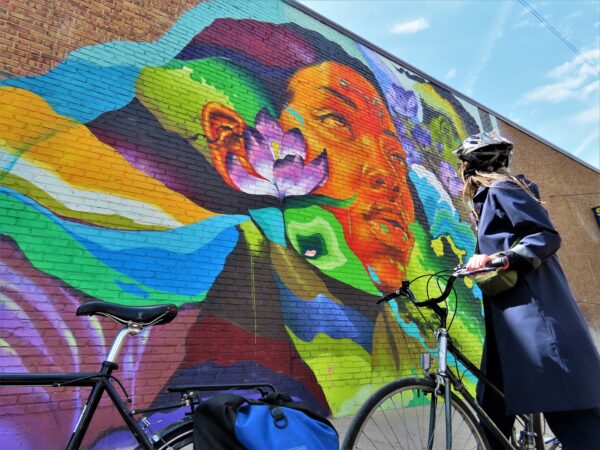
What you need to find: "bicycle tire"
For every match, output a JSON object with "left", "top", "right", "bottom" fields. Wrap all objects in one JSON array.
[
  {"left": 151, "top": 417, "right": 194, "bottom": 450},
  {"left": 342, "top": 377, "right": 490, "bottom": 450}
]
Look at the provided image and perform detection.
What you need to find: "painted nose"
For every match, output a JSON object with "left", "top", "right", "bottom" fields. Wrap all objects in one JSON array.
[{"left": 368, "top": 169, "right": 403, "bottom": 202}]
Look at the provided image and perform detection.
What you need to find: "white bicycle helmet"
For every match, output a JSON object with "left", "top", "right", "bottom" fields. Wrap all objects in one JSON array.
[{"left": 454, "top": 131, "right": 513, "bottom": 175}]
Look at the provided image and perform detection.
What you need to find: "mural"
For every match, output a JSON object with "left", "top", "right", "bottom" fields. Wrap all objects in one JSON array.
[{"left": 0, "top": 0, "right": 502, "bottom": 447}]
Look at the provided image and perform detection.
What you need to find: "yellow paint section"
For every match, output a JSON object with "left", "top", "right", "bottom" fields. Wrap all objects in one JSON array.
[
  {"left": 271, "top": 243, "right": 345, "bottom": 306},
  {"left": 414, "top": 83, "right": 468, "bottom": 139},
  {"left": 0, "top": 87, "right": 77, "bottom": 155},
  {"left": 286, "top": 327, "right": 376, "bottom": 416},
  {"left": 431, "top": 236, "right": 445, "bottom": 257},
  {"left": 431, "top": 235, "right": 467, "bottom": 261},
  {"left": 1, "top": 88, "right": 215, "bottom": 225}
]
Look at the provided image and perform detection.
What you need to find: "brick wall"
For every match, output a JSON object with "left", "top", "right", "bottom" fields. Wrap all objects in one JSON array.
[{"left": 1, "top": 0, "right": 598, "bottom": 448}]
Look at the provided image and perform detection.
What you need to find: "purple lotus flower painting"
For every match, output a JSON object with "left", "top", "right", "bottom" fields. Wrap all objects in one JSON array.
[
  {"left": 386, "top": 84, "right": 418, "bottom": 118},
  {"left": 439, "top": 160, "right": 463, "bottom": 196},
  {"left": 227, "top": 109, "right": 328, "bottom": 200}
]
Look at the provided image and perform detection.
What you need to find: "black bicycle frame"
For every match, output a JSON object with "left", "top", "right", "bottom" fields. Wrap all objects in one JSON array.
[
  {"left": 0, "top": 361, "right": 154, "bottom": 450},
  {"left": 423, "top": 288, "right": 521, "bottom": 450},
  {"left": 446, "top": 340, "right": 520, "bottom": 450}
]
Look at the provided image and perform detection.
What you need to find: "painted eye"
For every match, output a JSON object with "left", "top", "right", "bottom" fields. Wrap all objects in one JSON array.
[
  {"left": 318, "top": 112, "right": 350, "bottom": 130},
  {"left": 390, "top": 152, "right": 405, "bottom": 162},
  {"left": 389, "top": 152, "right": 407, "bottom": 170}
]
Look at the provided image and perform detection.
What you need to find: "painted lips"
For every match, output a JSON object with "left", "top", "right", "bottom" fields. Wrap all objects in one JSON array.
[{"left": 366, "top": 206, "right": 411, "bottom": 249}]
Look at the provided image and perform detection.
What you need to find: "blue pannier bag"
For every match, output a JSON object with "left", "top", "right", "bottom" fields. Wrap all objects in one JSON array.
[{"left": 193, "top": 391, "right": 339, "bottom": 450}]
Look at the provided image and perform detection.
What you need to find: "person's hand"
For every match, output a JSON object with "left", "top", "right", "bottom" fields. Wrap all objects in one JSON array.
[
  {"left": 465, "top": 254, "right": 495, "bottom": 271},
  {"left": 465, "top": 254, "right": 509, "bottom": 276}
]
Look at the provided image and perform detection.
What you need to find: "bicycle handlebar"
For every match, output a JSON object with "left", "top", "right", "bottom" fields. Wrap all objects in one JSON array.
[{"left": 378, "top": 256, "right": 507, "bottom": 307}]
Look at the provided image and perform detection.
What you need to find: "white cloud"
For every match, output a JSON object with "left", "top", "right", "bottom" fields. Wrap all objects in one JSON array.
[
  {"left": 521, "top": 48, "right": 600, "bottom": 103},
  {"left": 390, "top": 18, "right": 430, "bottom": 34},
  {"left": 446, "top": 68, "right": 457, "bottom": 79},
  {"left": 548, "top": 48, "right": 599, "bottom": 79},
  {"left": 572, "top": 105, "right": 600, "bottom": 125}
]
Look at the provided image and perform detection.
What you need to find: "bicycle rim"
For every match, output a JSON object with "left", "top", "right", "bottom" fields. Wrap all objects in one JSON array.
[{"left": 343, "top": 378, "right": 489, "bottom": 450}]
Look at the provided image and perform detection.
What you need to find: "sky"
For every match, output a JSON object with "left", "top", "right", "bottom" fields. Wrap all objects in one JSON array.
[{"left": 297, "top": 0, "right": 600, "bottom": 170}]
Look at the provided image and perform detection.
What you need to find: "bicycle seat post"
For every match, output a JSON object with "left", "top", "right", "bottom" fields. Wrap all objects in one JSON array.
[{"left": 106, "top": 323, "right": 143, "bottom": 364}]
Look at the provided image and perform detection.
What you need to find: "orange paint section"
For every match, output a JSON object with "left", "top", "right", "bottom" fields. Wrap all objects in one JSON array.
[
  {"left": 280, "top": 62, "right": 415, "bottom": 290},
  {"left": 1, "top": 87, "right": 215, "bottom": 225}
]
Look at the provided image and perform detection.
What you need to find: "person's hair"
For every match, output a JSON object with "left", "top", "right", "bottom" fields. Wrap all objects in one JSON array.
[{"left": 459, "top": 161, "right": 541, "bottom": 221}]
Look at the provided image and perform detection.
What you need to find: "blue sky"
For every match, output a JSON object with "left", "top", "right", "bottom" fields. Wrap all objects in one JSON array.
[{"left": 297, "top": 0, "right": 600, "bottom": 170}]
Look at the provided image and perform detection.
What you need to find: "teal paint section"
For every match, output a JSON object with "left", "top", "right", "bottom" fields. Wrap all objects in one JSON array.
[{"left": 249, "top": 207, "right": 287, "bottom": 247}]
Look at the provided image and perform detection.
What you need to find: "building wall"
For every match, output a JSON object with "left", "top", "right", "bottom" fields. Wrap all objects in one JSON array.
[
  {"left": 1, "top": 0, "right": 598, "bottom": 448},
  {"left": 503, "top": 123, "right": 600, "bottom": 339}
]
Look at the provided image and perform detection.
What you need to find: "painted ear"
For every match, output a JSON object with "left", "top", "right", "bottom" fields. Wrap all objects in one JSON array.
[{"left": 202, "top": 102, "right": 246, "bottom": 187}]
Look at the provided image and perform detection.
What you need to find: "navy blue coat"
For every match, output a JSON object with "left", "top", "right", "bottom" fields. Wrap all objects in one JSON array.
[{"left": 473, "top": 177, "right": 600, "bottom": 415}]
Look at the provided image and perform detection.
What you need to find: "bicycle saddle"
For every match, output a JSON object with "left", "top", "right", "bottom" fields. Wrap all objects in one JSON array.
[{"left": 76, "top": 301, "right": 178, "bottom": 326}]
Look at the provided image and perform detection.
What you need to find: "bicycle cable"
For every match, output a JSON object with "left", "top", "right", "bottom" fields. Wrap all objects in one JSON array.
[{"left": 109, "top": 375, "right": 132, "bottom": 404}]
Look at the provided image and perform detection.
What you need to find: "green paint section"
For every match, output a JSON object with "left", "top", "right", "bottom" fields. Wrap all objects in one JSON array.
[
  {"left": 239, "top": 220, "right": 266, "bottom": 254},
  {"left": 0, "top": 192, "right": 206, "bottom": 307},
  {"left": 286, "top": 326, "right": 378, "bottom": 416},
  {"left": 285, "top": 193, "right": 357, "bottom": 210},
  {"left": 414, "top": 82, "right": 468, "bottom": 159},
  {"left": 404, "top": 221, "right": 484, "bottom": 380},
  {"left": 136, "top": 57, "right": 273, "bottom": 160},
  {"left": 284, "top": 206, "right": 379, "bottom": 296},
  {"left": 428, "top": 115, "right": 461, "bottom": 160}
]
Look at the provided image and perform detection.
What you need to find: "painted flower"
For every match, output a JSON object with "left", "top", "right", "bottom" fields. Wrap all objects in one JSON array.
[
  {"left": 439, "top": 160, "right": 463, "bottom": 196},
  {"left": 392, "top": 116, "right": 406, "bottom": 138},
  {"left": 401, "top": 138, "right": 422, "bottom": 166},
  {"left": 227, "top": 109, "right": 328, "bottom": 200},
  {"left": 386, "top": 84, "right": 418, "bottom": 118},
  {"left": 412, "top": 123, "right": 433, "bottom": 146}
]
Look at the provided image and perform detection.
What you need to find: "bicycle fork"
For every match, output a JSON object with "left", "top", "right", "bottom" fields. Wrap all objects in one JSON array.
[
  {"left": 421, "top": 328, "right": 452, "bottom": 450},
  {"left": 436, "top": 328, "right": 452, "bottom": 450}
]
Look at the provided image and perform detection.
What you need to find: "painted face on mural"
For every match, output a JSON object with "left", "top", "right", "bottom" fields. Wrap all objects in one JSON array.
[{"left": 280, "top": 61, "right": 415, "bottom": 290}]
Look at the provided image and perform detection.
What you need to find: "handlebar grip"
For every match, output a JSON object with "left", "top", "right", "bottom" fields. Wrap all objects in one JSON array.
[{"left": 487, "top": 256, "right": 508, "bottom": 269}]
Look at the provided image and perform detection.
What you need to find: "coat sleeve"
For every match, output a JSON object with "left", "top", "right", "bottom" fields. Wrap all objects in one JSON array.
[{"left": 489, "top": 183, "right": 561, "bottom": 272}]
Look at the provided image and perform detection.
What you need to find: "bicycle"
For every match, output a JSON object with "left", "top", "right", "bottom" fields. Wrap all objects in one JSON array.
[
  {"left": 0, "top": 300, "right": 274, "bottom": 449},
  {"left": 342, "top": 260, "right": 562, "bottom": 450}
]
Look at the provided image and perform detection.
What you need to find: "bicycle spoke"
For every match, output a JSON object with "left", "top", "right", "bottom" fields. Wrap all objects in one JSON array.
[{"left": 343, "top": 379, "right": 488, "bottom": 450}]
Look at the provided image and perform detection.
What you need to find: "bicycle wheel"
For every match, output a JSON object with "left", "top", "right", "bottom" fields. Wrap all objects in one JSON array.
[
  {"left": 151, "top": 418, "right": 194, "bottom": 450},
  {"left": 342, "top": 377, "right": 489, "bottom": 450}
]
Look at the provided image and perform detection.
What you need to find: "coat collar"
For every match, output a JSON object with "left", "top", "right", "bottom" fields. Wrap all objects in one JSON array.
[{"left": 473, "top": 185, "right": 489, "bottom": 202}]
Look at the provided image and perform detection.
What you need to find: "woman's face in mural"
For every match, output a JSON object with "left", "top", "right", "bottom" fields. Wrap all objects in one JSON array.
[{"left": 280, "top": 62, "right": 415, "bottom": 290}]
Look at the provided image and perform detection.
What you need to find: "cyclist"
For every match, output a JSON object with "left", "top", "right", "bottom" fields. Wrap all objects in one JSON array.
[{"left": 455, "top": 131, "right": 600, "bottom": 449}]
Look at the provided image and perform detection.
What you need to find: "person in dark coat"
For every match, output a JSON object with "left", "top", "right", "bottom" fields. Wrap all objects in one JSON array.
[{"left": 455, "top": 131, "right": 600, "bottom": 449}]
